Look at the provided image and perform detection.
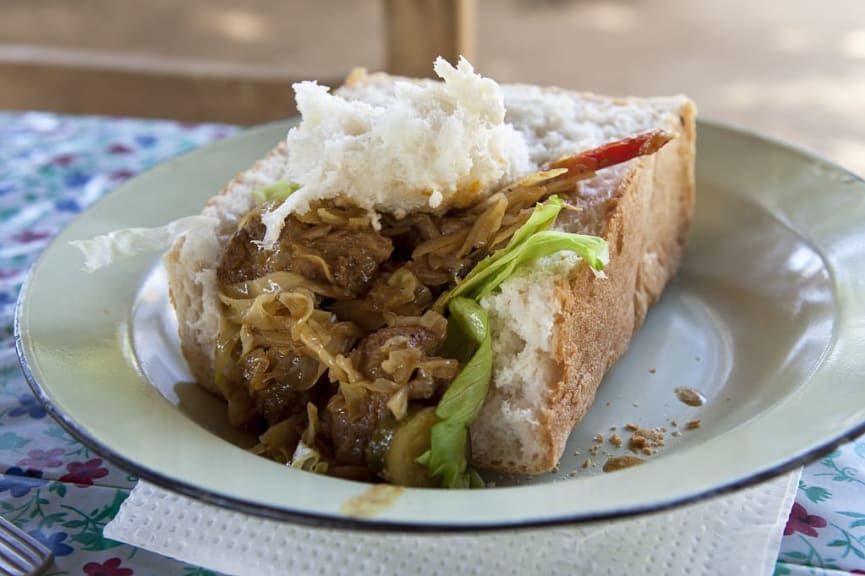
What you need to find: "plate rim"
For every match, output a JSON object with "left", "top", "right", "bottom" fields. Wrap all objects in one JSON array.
[{"left": 14, "top": 117, "right": 865, "bottom": 532}]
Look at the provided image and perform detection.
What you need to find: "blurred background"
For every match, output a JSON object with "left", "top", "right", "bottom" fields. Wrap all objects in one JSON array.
[{"left": 1, "top": 0, "right": 863, "bottom": 175}]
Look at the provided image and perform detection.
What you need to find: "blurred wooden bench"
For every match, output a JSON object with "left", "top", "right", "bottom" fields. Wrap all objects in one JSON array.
[{"left": 0, "top": 0, "right": 475, "bottom": 125}]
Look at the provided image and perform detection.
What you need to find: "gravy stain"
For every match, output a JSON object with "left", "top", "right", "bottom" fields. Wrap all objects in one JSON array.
[
  {"left": 603, "top": 456, "right": 646, "bottom": 473},
  {"left": 674, "top": 387, "right": 706, "bottom": 407},
  {"left": 341, "top": 485, "right": 404, "bottom": 518}
]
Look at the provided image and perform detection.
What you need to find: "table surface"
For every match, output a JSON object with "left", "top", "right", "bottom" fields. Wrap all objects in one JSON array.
[
  {"left": 4, "top": 0, "right": 865, "bottom": 178},
  {"left": 1, "top": 111, "right": 864, "bottom": 576}
]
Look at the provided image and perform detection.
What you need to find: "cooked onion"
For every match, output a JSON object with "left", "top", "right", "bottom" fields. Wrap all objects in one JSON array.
[
  {"left": 215, "top": 161, "right": 587, "bottom": 474},
  {"left": 223, "top": 271, "right": 346, "bottom": 300},
  {"left": 386, "top": 387, "right": 409, "bottom": 421},
  {"left": 301, "top": 402, "right": 320, "bottom": 447},
  {"left": 457, "top": 192, "right": 507, "bottom": 257},
  {"left": 411, "top": 228, "right": 468, "bottom": 259}
]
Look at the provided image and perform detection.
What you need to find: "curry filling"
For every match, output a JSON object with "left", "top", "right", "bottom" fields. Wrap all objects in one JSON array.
[{"left": 211, "top": 130, "right": 671, "bottom": 487}]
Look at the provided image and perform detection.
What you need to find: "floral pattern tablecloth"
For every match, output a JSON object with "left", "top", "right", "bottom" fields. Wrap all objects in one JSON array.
[{"left": 0, "top": 110, "right": 863, "bottom": 576}]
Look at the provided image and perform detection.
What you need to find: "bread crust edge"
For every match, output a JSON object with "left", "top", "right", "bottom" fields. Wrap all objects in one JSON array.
[
  {"left": 163, "top": 142, "right": 288, "bottom": 397},
  {"left": 471, "top": 99, "right": 697, "bottom": 474}
]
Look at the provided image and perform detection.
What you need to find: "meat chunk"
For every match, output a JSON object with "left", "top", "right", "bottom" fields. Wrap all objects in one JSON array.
[
  {"left": 329, "top": 269, "right": 434, "bottom": 331},
  {"left": 218, "top": 214, "right": 270, "bottom": 285},
  {"left": 288, "top": 227, "right": 393, "bottom": 297},
  {"left": 355, "top": 325, "right": 443, "bottom": 381},
  {"left": 217, "top": 211, "right": 393, "bottom": 297},
  {"left": 326, "top": 392, "right": 389, "bottom": 465},
  {"left": 254, "top": 381, "right": 316, "bottom": 427},
  {"left": 263, "top": 347, "right": 321, "bottom": 392},
  {"left": 240, "top": 346, "right": 323, "bottom": 426}
]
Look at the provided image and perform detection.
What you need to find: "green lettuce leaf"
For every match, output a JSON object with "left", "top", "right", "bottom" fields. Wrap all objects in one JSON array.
[
  {"left": 435, "top": 196, "right": 609, "bottom": 311},
  {"left": 426, "top": 297, "right": 491, "bottom": 488},
  {"left": 428, "top": 422, "right": 470, "bottom": 488},
  {"left": 441, "top": 296, "right": 488, "bottom": 363},
  {"left": 252, "top": 181, "right": 300, "bottom": 204},
  {"left": 425, "top": 196, "right": 609, "bottom": 489},
  {"left": 504, "top": 192, "right": 563, "bottom": 249},
  {"left": 436, "top": 299, "right": 492, "bottom": 424}
]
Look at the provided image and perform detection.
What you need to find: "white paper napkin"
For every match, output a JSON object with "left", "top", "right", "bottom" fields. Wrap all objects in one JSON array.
[{"left": 105, "top": 469, "right": 800, "bottom": 576}]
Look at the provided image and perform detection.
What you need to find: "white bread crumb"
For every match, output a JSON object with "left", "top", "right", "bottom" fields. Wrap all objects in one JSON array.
[
  {"left": 165, "top": 66, "right": 695, "bottom": 473},
  {"left": 467, "top": 92, "right": 691, "bottom": 472},
  {"left": 261, "top": 57, "right": 532, "bottom": 247},
  {"left": 471, "top": 253, "right": 576, "bottom": 467}
]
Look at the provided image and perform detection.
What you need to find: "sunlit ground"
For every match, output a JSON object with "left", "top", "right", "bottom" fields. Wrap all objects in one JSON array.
[
  {"left": 1, "top": 0, "right": 862, "bottom": 175},
  {"left": 479, "top": 1, "right": 865, "bottom": 177}
]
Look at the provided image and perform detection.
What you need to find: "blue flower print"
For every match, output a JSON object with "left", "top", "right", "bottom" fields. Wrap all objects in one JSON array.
[
  {"left": 0, "top": 467, "right": 45, "bottom": 497},
  {"left": 135, "top": 134, "right": 157, "bottom": 148},
  {"left": 64, "top": 171, "right": 91, "bottom": 188},
  {"left": 9, "top": 395, "right": 47, "bottom": 419},
  {"left": 54, "top": 198, "right": 81, "bottom": 213},
  {"left": 27, "top": 530, "right": 73, "bottom": 557}
]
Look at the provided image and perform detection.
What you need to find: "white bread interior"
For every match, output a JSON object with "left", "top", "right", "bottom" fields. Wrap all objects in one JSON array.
[
  {"left": 470, "top": 87, "right": 696, "bottom": 472},
  {"left": 164, "top": 145, "right": 289, "bottom": 394},
  {"left": 164, "top": 73, "right": 696, "bottom": 474}
]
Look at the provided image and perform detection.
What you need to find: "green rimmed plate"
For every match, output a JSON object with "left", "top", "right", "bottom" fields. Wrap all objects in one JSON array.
[{"left": 15, "top": 119, "right": 865, "bottom": 530}]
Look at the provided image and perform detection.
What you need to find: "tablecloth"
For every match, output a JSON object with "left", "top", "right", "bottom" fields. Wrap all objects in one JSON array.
[{"left": 0, "top": 110, "right": 863, "bottom": 576}]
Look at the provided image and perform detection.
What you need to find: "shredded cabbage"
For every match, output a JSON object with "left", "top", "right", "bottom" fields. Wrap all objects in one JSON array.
[
  {"left": 289, "top": 404, "right": 329, "bottom": 474},
  {"left": 424, "top": 297, "right": 491, "bottom": 488},
  {"left": 69, "top": 182, "right": 297, "bottom": 272},
  {"left": 289, "top": 441, "right": 328, "bottom": 474},
  {"left": 69, "top": 215, "right": 217, "bottom": 272},
  {"left": 435, "top": 196, "right": 609, "bottom": 311},
  {"left": 423, "top": 197, "right": 609, "bottom": 488},
  {"left": 251, "top": 181, "right": 300, "bottom": 204}
]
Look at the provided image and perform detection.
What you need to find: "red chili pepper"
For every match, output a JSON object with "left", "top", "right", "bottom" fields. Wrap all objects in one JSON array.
[{"left": 546, "top": 130, "right": 677, "bottom": 181}]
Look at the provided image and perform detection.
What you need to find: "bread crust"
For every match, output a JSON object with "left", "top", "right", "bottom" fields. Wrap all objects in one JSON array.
[
  {"left": 164, "top": 74, "right": 697, "bottom": 476},
  {"left": 470, "top": 100, "right": 697, "bottom": 473},
  {"left": 164, "top": 142, "right": 288, "bottom": 397}
]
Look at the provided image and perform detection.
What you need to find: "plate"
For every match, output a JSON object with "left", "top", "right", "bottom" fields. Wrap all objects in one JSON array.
[{"left": 15, "top": 120, "right": 865, "bottom": 530}]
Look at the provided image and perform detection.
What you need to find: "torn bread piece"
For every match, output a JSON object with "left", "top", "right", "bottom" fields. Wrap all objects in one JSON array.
[
  {"left": 162, "top": 59, "right": 696, "bottom": 480},
  {"left": 467, "top": 86, "right": 696, "bottom": 473}
]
